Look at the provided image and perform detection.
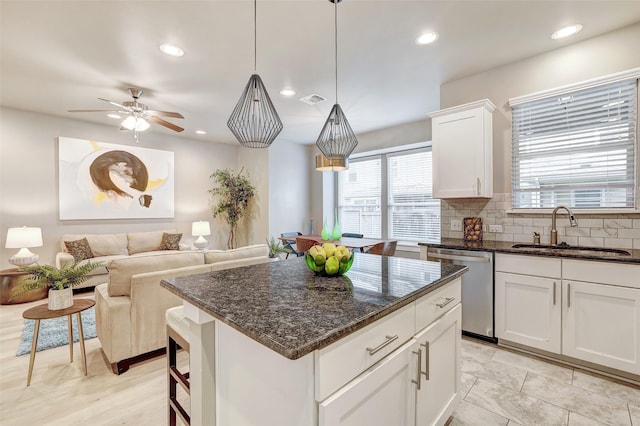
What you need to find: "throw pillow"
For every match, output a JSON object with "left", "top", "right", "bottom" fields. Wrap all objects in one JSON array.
[
  {"left": 64, "top": 238, "right": 94, "bottom": 261},
  {"left": 160, "top": 232, "right": 182, "bottom": 250}
]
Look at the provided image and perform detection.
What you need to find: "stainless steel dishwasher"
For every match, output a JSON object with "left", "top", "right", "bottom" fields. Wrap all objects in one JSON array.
[{"left": 425, "top": 247, "right": 495, "bottom": 341}]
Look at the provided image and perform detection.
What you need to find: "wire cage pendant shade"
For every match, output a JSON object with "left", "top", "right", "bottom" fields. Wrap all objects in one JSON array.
[
  {"left": 316, "top": 0, "right": 357, "bottom": 164},
  {"left": 316, "top": 103, "right": 357, "bottom": 164},
  {"left": 228, "top": 73, "right": 283, "bottom": 148},
  {"left": 227, "top": 0, "right": 283, "bottom": 148}
]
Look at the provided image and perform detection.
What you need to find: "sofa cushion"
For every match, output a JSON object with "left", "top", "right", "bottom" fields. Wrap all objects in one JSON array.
[
  {"left": 160, "top": 232, "right": 182, "bottom": 250},
  {"left": 64, "top": 238, "right": 94, "bottom": 261},
  {"left": 204, "top": 244, "right": 269, "bottom": 264},
  {"left": 108, "top": 251, "right": 204, "bottom": 297},
  {"left": 62, "top": 233, "right": 129, "bottom": 256},
  {"left": 127, "top": 230, "right": 177, "bottom": 255}
]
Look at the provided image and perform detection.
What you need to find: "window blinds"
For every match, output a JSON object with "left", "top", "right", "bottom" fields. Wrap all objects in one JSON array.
[
  {"left": 511, "top": 78, "right": 637, "bottom": 209},
  {"left": 338, "top": 157, "right": 382, "bottom": 238}
]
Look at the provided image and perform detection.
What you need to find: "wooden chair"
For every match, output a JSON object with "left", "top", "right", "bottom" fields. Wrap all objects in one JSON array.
[
  {"left": 295, "top": 237, "right": 317, "bottom": 254},
  {"left": 281, "top": 231, "right": 302, "bottom": 258},
  {"left": 367, "top": 241, "right": 398, "bottom": 256}
]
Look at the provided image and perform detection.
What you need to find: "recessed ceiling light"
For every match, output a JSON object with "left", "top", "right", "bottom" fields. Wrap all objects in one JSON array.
[
  {"left": 280, "top": 89, "right": 296, "bottom": 97},
  {"left": 551, "top": 24, "right": 583, "bottom": 40},
  {"left": 107, "top": 113, "right": 121, "bottom": 119},
  {"left": 416, "top": 32, "right": 439, "bottom": 45},
  {"left": 195, "top": 130, "right": 207, "bottom": 135},
  {"left": 159, "top": 43, "right": 184, "bottom": 57}
]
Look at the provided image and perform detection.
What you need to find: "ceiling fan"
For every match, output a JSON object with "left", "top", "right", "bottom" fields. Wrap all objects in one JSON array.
[{"left": 69, "top": 88, "right": 185, "bottom": 133}]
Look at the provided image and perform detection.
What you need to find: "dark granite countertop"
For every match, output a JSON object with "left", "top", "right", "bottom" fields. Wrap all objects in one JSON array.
[
  {"left": 160, "top": 254, "right": 467, "bottom": 360},
  {"left": 418, "top": 238, "right": 640, "bottom": 264}
]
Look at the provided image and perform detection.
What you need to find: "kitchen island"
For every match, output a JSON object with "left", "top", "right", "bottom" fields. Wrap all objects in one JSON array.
[{"left": 161, "top": 254, "right": 467, "bottom": 426}]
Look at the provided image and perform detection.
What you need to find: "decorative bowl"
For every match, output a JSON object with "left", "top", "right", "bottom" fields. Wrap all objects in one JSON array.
[{"left": 304, "top": 251, "right": 354, "bottom": 277}]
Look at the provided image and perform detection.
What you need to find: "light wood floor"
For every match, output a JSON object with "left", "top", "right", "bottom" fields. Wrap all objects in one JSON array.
[{"left": 0, "top": 294, "right": 188, "bottom": 425}]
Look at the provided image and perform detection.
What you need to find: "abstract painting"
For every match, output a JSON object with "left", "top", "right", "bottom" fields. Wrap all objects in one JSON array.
[{"left": 58, "top": 137, "right": 174, "bottom": 220}]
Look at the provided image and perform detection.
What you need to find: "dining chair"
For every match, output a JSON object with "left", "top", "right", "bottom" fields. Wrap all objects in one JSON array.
[
  {"left": 342, "top": 232, "right": 364, "bottom": 238},
  {"left": 367, "top": 241, "right": 398, "bottom": 256},
  {"left": 295, "top": 237, "right": 317, "bottom": 254},
  {"left": 281, "top": 232, "right": 303, "bottom": 258}
]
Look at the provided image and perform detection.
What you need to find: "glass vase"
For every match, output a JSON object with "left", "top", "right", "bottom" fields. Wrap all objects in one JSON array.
[{"left": 321, "top": 219, "right": 330, "bottom": 241}]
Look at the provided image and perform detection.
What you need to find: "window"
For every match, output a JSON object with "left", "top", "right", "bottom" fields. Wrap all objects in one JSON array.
[
  {"left": 337, "top": 147, "right": 440, "bottom": 245},
  {"left": 511, "top": 76, "right": 638, "bottom": 209}
]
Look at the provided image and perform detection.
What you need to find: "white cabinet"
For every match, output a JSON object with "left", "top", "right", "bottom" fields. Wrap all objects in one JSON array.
[
  {"left": 319, "top": 279, "right": 462, "bottom": 426},
  {"left": 495, "top": 254, "right": 640, "bottom": 376},
  {"left": 495, "top": 254, "right": 562, "bottom": 352},
  {"left": 319, "top": 339, "right": 417, "bottom": 426},
  {"left": 429, "top": 99, "right": 495, "bottom": 198},
  {"left": 562, "top": 260, "right": 640, "bottom": 375},
  {"left": 414, "top": 304, "right": 462, "bottom": 426},
  {"left": 495, "top": 272, "right": 561, "bottom": 353}
]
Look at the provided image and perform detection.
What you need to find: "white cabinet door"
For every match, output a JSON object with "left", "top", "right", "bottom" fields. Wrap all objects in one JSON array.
[
  {"left": 495, "top": 271, "right": 561, "bottom": 353},
  {"left": 563, "top": 280, "right": 640, "bottom": 375},
  {"left": 430, "top": 99, "right": 494, "bottom": 199},
  {"left": 319, "top": 339, "right": 417, "bottom": 426},
  {"left": 414, "top": 304, "right": 462, "bottom": 426}
]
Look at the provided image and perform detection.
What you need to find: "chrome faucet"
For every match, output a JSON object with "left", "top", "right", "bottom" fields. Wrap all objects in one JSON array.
[{"left": 550, "top": 205, "right": 578, "bottom": 245}]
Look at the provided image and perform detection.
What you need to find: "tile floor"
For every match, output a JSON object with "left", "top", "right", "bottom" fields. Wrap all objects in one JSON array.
[{"left": 451, "top": 338, "right": 640, "bottom": 425}]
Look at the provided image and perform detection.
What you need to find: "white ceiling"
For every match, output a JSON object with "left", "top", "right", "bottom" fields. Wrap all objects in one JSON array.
[{"left": 2, "top": 1, "right": 640, "bottom": 145}]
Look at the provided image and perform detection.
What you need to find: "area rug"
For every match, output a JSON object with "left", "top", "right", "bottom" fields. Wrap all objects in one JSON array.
[{"left": 16, "top": 306, "right": 97, "bottom": 356}]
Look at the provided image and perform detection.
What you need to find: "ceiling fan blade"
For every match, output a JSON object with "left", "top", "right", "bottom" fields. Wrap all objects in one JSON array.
[
  {"left": 98, "top": 98, "right": 127, "bottom": 109},
  {"left": 68, "top": 109, "right": 120, "bottom": 113},
  {"left": 147, "top": 110, "right": 184, "bottom": 119},
  {"left": 149, "top": 116, "right": 184, "bottom": 132}
]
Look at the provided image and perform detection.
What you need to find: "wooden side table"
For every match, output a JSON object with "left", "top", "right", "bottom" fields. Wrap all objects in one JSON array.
[
  {"left": 22, "top": 299, "right": 95, "bottom": 386},
  {"left": 0, "top": 268, "right": 48, "bottom": 304}
]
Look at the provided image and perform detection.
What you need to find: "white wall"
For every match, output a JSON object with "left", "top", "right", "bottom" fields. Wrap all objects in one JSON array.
[
  {"left": 440, "top": 23, "right": 640, "bottom": 194},
  {"left": 0, "top": 107, "right": 239, "bottom": 268},
  {"left": 268, "top": 140, "right": 312, "bottom": 238}
]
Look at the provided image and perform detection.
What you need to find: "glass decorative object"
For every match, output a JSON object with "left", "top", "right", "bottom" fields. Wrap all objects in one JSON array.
[
  {"left": 331, "top": 215, "right": 341, "bottom": 241},
  {"left": 321, "top": 219, "right": 331, "bottom": 241}
]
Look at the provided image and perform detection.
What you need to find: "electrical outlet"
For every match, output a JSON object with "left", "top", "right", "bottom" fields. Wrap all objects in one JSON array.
[
  {"left": 450, "top": 220, "right": 462, "bottom": 231},
  {"left": 489, "top": 224, "right": 503, "bottom": 233}
]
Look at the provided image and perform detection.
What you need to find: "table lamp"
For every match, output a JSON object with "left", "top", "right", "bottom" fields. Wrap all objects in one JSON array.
[
  {"left": 5, "top": 226, "right": 43, "bottom": 266},
  {"left": 192, "top": 221, "right": 211, "bottom": 249}
]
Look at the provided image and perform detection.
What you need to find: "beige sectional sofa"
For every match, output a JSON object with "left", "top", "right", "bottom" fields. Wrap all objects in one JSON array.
[
  {"left": 94, "top": 244, "right": 270, "bottom": 374},
  {"left": 56, "top": 230, "right": 190, "bottom": 289}
]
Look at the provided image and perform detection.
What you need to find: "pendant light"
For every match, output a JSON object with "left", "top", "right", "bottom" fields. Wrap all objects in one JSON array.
[
  {"left": 315, "top": 0, "right": 358, "bottom": 167},
  {"left": 227, "top": 0, "right": 283, "bottom": 148}
]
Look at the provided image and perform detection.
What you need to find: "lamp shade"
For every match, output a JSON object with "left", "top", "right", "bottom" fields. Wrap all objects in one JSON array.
[
  {"left": 121, "top": 115, "right": 151, "bottom": 131},
  {"left": 315, "top": 154, "right": 348, "bottom": 171},
  {"left": 316, "top": 103, "right": 358, "bottom": 165},
  {"left": 5, "top": 227, "right": 43, "bottom": 248},
  {"left": 192, "top": 221, "right": 211, "bottom": 237}
]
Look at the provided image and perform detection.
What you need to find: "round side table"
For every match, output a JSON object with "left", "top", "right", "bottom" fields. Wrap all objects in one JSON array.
[
  {"left": 22, "top": 299, "right": 95, "bottom": 386},
  {"left": 0, "top": 268, "right": 48, "bottom": 304}
]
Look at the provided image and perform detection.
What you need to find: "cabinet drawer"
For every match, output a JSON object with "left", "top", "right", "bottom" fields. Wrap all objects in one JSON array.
[
  {"left": 563, "top": 260, "right": 640, "bottom": 289},
  {"left": 415, "top": 277, "right": 461, "bottom": 332},
  {"left": 496, "top": 253, "right": 561, "bottom": 278},
  {"left": 315, "top": 303, "right": 414, "bottom": 402}
]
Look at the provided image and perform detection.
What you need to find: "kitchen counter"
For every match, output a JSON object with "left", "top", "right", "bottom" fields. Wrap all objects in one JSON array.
[
  {"left": 418, "top": 238, "right": 640, "bottom": 264},
  {"left": 161, "top": 254, "right": 467, "bottom": 360}
]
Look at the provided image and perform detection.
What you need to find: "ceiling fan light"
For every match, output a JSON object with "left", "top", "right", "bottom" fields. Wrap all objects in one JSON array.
[{"left": 121, "top": 115, "right": 150, "bottom": 131}]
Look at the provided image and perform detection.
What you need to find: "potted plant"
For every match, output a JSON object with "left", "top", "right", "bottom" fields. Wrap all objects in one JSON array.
[
  {"left": 266, "top": 236, "right": 293, "bottom": 260},
  {"left": 209, "top": 168, "right": 256, "bottom": 249},
  {"left": 11, "top": 261, "right": 105, "bottom": 310}
]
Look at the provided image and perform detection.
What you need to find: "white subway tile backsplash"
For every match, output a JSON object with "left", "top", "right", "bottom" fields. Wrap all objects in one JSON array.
[{"left": 440, "top": 192, "right": 640, "bottom": 248}]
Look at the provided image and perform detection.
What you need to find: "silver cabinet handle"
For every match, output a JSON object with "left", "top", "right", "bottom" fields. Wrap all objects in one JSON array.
[
  {"left": 477, "top": 177, "right": 481, "bottom": 195},
  {"left": 436, "top": 297, "right": 455, "bottom": 309},
  {"left": 427, "top": 253, "right": 491, "bottom": 263},
  {"left": 420, "top": 341, "right": 430, "bottom": 381},
  {"left": 553, "top": 282, "right": 556, "bottom": 306},
  {"left": 366, "top": 335, "right": 398, "bottom": 355},
  {"left": 411, "top": 348, "right": 422, "bottom": 390},
  {"left": 567, "top": 283, "right": 571, "bottom": 308}
]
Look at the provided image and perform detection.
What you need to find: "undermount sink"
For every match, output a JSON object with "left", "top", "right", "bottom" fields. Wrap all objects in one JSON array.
[{"left": 511, "top": 243, "right": 631, "bottom": 257}]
